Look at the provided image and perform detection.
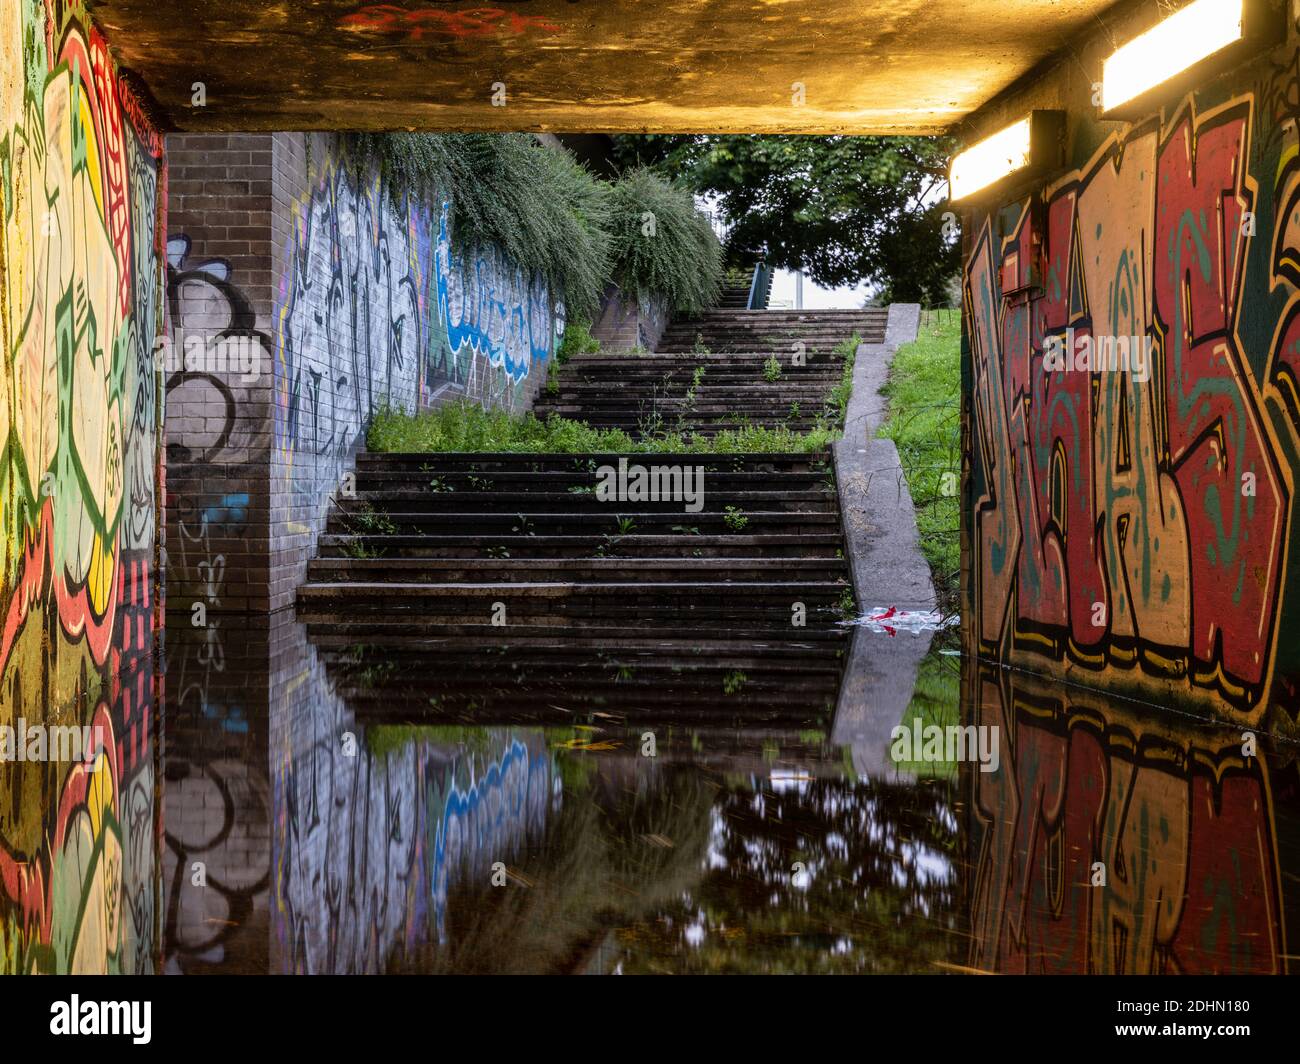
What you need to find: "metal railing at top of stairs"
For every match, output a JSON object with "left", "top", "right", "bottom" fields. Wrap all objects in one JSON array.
[{"left": 746, "top": 261, "right": 773, "bottom": 310}]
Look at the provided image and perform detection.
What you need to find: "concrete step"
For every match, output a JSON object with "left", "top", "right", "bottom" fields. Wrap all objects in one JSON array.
[
  {"left": 307, "top": 556, "right": 848, "bottom": 584},
  {"left": 304, "top": 622, "right": 848, "bottom": 646},
  {"left": 317, "top": 533, "right": 845, "bottom": 559},
  {"left": 354, "top": 451, "right": 832, "bottom": 471},
  {"left": 323, "top": 511, "right": 844, "bottom": 535},
  {"left": 295, "top": 306, "right": 887, "bottom": 672}
]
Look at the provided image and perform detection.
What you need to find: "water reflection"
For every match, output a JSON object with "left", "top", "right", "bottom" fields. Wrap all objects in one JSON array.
[
  {"left": 150, "top": 612, "right": 1298, "bottom": 974},
  {"left": 7, "top": 608, "right": 1291, "bottom": 973},
  {"left": 967, "top": 661, "right": 1290, "bottom": 974}
]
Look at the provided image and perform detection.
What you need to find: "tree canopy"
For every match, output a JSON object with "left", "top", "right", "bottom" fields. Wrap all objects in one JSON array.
[{"left": 612, "top": 135, "right": 960, "bottom": 306}]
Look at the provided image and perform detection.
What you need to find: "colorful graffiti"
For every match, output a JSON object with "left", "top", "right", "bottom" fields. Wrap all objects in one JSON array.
[
  {"left": 0, "top": 0, "right": 162, "bottom": 971},
  {"left": 272, "top": 144, "right": 557, "bottom": 587},
  {"left": 964, "top": 90, "right": 1299, "bottom": 718},
  {"left": 273, "top": 714, "right": 550, "bottom": 974},
  {"left": 339, "top": 5, "right": 564, "bottom": 41},
  {"left": 968, "top": 663, "right": 1286, "bottom": 973}
]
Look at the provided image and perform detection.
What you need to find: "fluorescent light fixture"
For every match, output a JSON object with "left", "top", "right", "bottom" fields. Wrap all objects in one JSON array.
[
  {"left": 950, "top": 112, "right": 1063, "bottom": 201},
  {"left": 951, "top": 119, "right": 1031, "bottom": 201},
  {"left": 1101, "top": 0, "right": 1243, "bottom": 114}
]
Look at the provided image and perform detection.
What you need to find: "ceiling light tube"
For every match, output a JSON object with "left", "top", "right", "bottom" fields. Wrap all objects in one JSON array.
[
  {"left": 1101, "top": 0, "right": 1282, "bottom": 118},
  {"left": 950, "top": 111, "right": 1064, "bottom": 202}
]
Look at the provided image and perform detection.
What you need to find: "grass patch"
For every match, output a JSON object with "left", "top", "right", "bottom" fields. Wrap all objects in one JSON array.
[
  {"left": 554, "top": 317, "right": 601, "bottom": 364},
  {"left": 369, "top": 400, "right": 839, "bottom": 455},
  {"left": 825, "top": 333, "right": 861, "bottom": 430},
  {"left": 877, "top": 309, "right": 960, "bottom": 614}
]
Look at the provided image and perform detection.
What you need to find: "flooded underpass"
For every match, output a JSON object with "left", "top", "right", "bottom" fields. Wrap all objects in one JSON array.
[{"left": 152, "top": 612, "right": 1299, "bottom": 975}]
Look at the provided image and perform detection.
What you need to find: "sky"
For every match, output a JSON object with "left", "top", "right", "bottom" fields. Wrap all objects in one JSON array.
[{"left": 768, "top": 269, "right": 873, "bottom": 309}]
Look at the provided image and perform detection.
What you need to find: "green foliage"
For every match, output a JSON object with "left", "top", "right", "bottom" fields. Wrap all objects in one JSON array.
[
  {"left": 823, "top": 333, "right": 861, "bottom": 430},
  {"left": 607, "top": 167, "right": 723, "bottom": 315},
  {"left": 889, "top": 649, "right": 961, "bottom": 779},
  {"left": 348, "top": 504, "right": 397, "bottom": 536},
  {"left": 722, "top": 670, "right": 747, "bottom": 695},
  {"left": 342, "top": 133, "right": 613, "bottom": 320},
  {"left": 877, "top": 310, "right": 961, "bottom": 613},
  {"left": 723, "top": 506, "right": 749, "bottom": 532},
  {"left": 555, "top": 317, "right": 601, "bottom": 363},
  {"left": 613, "top": 135, "right": 959, "bottom": 303},
  {"left": 762, "top": 355, "right": 782, "bottom": 383},
  {"left": 368, "top": 400, "right": 839, "bottom": 455}
]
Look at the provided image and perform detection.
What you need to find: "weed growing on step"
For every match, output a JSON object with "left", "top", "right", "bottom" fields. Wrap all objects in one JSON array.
[
  {"left": 347, "top": 504, "right": 397, "bottom": 536},
  {"left": 722, "top": 670, "right": 747, "bottom": 695},
  {"left": 342, "top": 539, "right": 385, "bottom": 560},
  {"left": 763, "top": 355, "right": 782, "bottom": 382},
  {"left": 723, "top": 505, "right": 749, "bottom": 532},
  {"left": 692, "top": 333, "right": 711, "bottom": 355}
]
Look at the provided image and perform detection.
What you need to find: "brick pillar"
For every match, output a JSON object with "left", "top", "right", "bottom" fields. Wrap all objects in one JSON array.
[{"left": 165, "top": 133, "right": 275, "bottom": 614}]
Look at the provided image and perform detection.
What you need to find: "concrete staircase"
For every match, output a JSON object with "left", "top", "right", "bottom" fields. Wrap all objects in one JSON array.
[
  {"left": 295, "top": 308, "right": 884, "bottom": 725},
  {"left": 533, "top": 308, "right": 886, "bottom": 436},
  {"left": 718, "top": 275, "right": 753, "bottom": 308}
]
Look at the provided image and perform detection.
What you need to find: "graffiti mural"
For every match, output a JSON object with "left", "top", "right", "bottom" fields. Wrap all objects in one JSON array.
[
  {"left": 165, "top": 234, "right": 271, "bottom": 610},
  {"left": 968, "top": 663, "right": 1286, "bottom": 973},
  {"left": 963, "top": 88, "right": 1300, "bottom": 719},
  {"left": 0, "top": 0, "right": 162, "bottom": 972},
  {"left": 339, "top": 4, "right": 565, "bottom": 41},
  {"left": 272, "top": 143, "right": 558, "bottom": 595}
]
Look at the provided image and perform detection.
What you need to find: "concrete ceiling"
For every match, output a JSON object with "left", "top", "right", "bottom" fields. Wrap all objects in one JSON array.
[{"left": 88, "top": 0, "right": 1121, "bottom": 134}]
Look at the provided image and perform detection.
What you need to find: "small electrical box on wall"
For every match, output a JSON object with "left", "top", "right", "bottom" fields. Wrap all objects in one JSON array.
[{"left": 999, "top": 197, "right": 1048, "bottom": 306}]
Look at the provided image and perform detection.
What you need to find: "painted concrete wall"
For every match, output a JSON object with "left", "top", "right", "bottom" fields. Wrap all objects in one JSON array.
[
  {"left": 959, "top": 0, "right": 1300, "bottom": 726},
  {"left": 167, "top": 132, "right": 564, "bottom": 614},
  {"left": 0, "top": 0, "right": 163, "bottom": 972}
]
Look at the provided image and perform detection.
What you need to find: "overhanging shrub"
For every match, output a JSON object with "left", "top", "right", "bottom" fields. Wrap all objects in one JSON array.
[
  {"left": 607, "top": 168, "right": 723, "bottom": 316},
  {"left": 342, "top": 133, "right": 612, "bottom": 320}
]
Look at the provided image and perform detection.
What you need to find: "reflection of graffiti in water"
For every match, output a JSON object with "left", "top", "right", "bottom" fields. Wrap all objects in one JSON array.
[
  {"left": 964, "top": 93, "right": 1297, "bottom": 718},
  {"left": 0, "top": 0, "right": 162, "bottom": 974},
  {"left": 273, "top": 723, "right": 550, "bottom": 973},
  {"left": 427, "top": 738, "right": 551, "bottom": 942},
  {"left": 968, "top": 665, "right": 1285, "bottom": 974}
]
